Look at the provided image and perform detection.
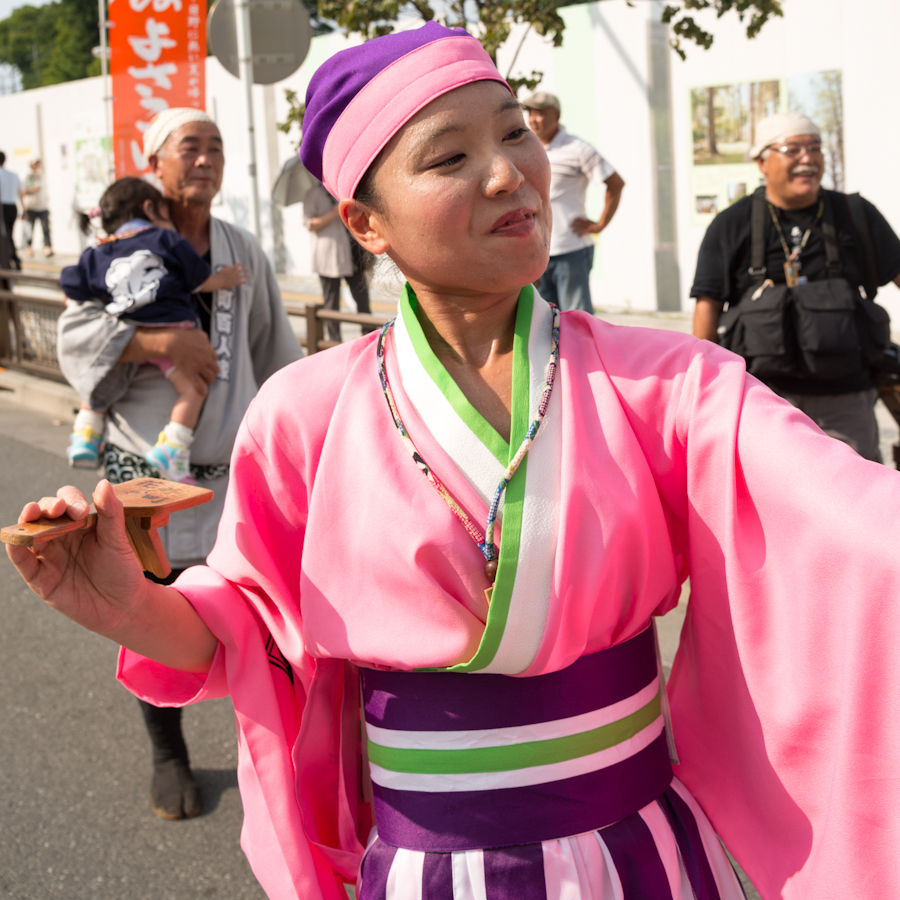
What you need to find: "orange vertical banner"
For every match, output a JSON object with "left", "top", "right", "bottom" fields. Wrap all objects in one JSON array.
[{"left": 108, "top": 0, "right": 207, "bottom": 178}]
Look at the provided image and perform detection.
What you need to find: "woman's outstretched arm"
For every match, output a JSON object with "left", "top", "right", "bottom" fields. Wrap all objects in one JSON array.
[{"left": 6, "top": 480, "right": 218, "bottom": 672}]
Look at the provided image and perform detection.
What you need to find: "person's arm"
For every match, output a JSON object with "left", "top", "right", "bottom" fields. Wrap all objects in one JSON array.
[
  {"left": 57, "top": 299, "right": 218, "bottom": 419},
  {"left": 598, "top": 326, "right": 900, "bottom": 896},
  {"left": 117, "top": 327, "right": 219, "bottom": 390},
  {"left": 305, "top": 205, "right": 341, "bottom": 233},
  {"left": 856, "top": 196, "right": 900, "bottom": 288},
  {"left": 690, "top": 217, "right": 732, "bottom": 337},
  {"left": 571, "top": 172, "right": 625, "bottom": 236},
  {"left": 692, "top": 296, "right": 724, "bottom": 342},
  {"left": 7, "top": 481, "right": 218, "bottom": 672},
  {"left": 196, "top": 262, "right": 248, "bottom": 294}
]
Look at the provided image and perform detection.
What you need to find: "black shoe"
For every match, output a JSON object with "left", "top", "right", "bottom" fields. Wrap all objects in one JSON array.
[
  {"left": 139, "top": 699, "right": 201, "bottom": 820},
  {"left": 150, "top": 759, "right": 202, "bottom": 820}
]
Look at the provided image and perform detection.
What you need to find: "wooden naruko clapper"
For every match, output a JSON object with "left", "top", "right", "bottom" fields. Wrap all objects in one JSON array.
[{"left": 0, "top": 478, "right": 213, "bottom": 579}]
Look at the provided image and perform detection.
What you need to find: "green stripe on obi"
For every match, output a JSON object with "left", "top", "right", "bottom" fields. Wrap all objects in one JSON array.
[{"left": 367, "top": 694, "right": 661, "bottom": 775}]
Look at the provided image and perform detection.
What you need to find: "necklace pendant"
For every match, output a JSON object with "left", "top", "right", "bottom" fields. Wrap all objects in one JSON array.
[
  {"left": 784, "top": 260, "right": 800, "bottom": 287},
  {"left": 484, "top": 586, "right": 494, "bottom": 605}
]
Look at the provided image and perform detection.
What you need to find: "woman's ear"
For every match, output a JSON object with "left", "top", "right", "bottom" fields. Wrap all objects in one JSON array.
[
  {"left": 142, "top": 198, "right": 155, "bottom": 220},
  {"left": 340, "top": 199, "right": 389, "bottom": 256}
]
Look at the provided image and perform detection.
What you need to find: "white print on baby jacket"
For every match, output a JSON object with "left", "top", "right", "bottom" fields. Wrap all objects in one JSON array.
[{"left": 104, "top": 249, "right": 167, "bottom": 316}]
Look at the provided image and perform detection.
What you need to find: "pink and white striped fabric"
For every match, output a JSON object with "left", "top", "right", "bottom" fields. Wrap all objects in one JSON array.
[{"left": 358, "top": 779, "right": 744, "bottom": 900}]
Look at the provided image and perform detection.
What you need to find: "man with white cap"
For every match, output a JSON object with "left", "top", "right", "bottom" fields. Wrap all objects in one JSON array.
[
  {"left": 691, "top": 111, "right": 900, "bottom": 461},
  {"left": 522, "top": 91, "right": 624, "bottom": 314},
  {"left": 57, "top": 108, "right": 301, "bottom": 818}
]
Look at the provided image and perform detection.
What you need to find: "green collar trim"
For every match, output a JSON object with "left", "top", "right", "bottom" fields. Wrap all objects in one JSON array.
[
  {"left": 399, "top": 284, "right": 534, "bottom": 466},
  {"left": 401, "top": 283, "right": 535, "bottom": 673}
]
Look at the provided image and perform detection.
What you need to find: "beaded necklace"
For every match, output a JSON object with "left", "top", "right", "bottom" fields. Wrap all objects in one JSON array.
[{"left": 376, "top": 300, "right": 560, "bottom": 595}]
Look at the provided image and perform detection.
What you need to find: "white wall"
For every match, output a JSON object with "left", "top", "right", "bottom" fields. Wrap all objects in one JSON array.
[
  {"left": 586, "top": 1, "right": 656, "bottom": 311},
  {"left": 496, "top": 1, "right": 658, "bottom": 310},
  {"left": 1, "top": 77, "right": 106, "bottom": 256}
]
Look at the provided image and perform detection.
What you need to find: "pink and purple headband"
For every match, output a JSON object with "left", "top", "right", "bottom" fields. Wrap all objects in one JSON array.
[{"left": 300, "top": 22, "right": 511, "bottom": 201}]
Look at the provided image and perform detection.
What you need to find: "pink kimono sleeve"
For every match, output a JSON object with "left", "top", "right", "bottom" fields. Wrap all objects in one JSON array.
[{"left": 598, "top": 320, "right": 900, "bottom": 899}]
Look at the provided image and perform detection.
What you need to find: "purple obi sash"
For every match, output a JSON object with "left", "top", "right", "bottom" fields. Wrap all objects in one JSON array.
[{"left": 360, "top": 626, "right": 673, "bottom": 852}]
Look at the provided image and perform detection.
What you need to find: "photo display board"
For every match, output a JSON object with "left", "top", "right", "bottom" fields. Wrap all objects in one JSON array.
[{"left": 689, "top": 71, "right": 844, "bottom": 226}]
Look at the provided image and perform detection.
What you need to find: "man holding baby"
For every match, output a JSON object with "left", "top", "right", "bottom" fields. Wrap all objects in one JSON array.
[{"left": 57, "top": 108, "right": 301, "bottom": 819}]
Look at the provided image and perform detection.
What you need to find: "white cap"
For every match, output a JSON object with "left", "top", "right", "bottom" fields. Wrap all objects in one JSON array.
[
  {"left": 750, "top": 112, "right": 820, "bottom": 160},
  {"left": 143, "top": 108, "right": 216, "bottom": 159}
]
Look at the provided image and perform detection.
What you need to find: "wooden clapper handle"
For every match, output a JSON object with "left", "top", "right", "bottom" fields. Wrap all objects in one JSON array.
[{"left": 1, "top": 478, "right": 213, "bottom": 579}]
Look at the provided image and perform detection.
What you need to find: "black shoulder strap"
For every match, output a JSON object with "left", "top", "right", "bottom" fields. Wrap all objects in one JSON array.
[
  {"left": 748, "top": 186, "right": 768, "bottom": 283},
  {"left": 820, "top": 193, "right": 844, "bottom": 280},
  {"left": 845, "top": 192, "right": 879, "bottom": 300}
]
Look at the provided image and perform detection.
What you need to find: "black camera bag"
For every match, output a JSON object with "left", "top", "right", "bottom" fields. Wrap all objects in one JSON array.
[{"left": 718, "top": 187, "right": 890, "bottom": 381}]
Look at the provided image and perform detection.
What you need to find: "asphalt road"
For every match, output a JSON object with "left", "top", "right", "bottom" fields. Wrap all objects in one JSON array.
[
  {"left": 0, "top": 395, "right": 769, "bottom": 900},
  {"left": 0, "top": 398, "right": 266, "bottom": 900}
]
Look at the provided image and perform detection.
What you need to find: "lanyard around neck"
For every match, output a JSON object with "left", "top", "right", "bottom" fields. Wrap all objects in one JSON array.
[
  {"left": 376, "top": 300, "right": 560, "bottom": 588},
  {"left": 767, "top": 199, "right": 824, "bottom": 263}
]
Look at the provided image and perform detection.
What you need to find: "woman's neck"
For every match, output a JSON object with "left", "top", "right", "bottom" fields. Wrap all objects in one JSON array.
[
  {"left": 413, "top": 286, "right": 520, "bottom": 442},
  {"left": 414, "top": 287, "right": 518, "bottom": 362},
  {"left": 168, "top": 200, "right": 212, "bottom": 256}
]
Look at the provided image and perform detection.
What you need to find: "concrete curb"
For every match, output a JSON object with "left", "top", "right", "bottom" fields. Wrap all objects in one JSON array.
[{"left": 0, "top": 368, "right": 80, "bottom": 423}]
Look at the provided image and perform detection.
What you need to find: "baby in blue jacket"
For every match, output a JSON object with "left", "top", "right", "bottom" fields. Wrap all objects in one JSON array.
[{"left": 61, "top": 177, "right": 246, "bottom": 482}]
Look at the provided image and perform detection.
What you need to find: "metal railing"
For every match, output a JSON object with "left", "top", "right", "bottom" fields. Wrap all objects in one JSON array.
[
  {"left": 0, "top": 270, "right": 69, "bottom": 382},
  {"left": 0, "top": 268, "right": 388, "bottom": 382}
]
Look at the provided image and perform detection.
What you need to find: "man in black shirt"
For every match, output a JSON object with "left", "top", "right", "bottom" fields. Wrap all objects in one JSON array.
[{"left": 691, "top": 112, "right": 900, "bottom": 461}]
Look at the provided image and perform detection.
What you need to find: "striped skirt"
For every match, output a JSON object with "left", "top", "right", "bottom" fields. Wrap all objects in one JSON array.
[{"left": 358, "top": 777, "right": 745, "bottom": 900}]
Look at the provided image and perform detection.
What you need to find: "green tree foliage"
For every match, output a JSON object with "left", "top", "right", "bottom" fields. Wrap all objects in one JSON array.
[
  {"left": 661, "top": 0, "right": 783, "bottom": 59},
  {"left": 277, "top": 86, "right": 305, "bottom": 150},
  {"left": 316, "top": 0, "right": 784, "bottom": 92},
  {"left": 316, "top": 0, "right": 565, "bottom": 93},
  {"left": 279, "top": 0, "right": 782, "bottom": 146},
  {"left": 0, "top": 0, "right": 102, "bottom": 90}
]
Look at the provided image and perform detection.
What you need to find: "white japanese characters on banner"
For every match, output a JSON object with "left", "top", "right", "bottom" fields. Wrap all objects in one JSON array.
[{"left": 109, "top": 0, "right": 207, "bottom": 177}]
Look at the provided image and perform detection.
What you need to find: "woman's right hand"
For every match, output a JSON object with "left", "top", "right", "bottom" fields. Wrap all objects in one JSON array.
[{"left": 6, "top": 480, "right": 150, "bottom": 640}]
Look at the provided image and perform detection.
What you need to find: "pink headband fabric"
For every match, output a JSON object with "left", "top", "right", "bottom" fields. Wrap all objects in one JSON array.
[{"left": 321, "top": 36, "right": 510, "bottom": 201}]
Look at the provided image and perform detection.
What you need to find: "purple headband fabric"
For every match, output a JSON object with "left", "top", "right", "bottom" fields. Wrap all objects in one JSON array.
[{"left": 300, "top": 22, "right": 511, "bottom": 200}]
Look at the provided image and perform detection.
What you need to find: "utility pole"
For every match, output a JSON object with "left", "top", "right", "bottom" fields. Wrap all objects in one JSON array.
[
  {"left": 234, "top": 0, "right": 261, "bottom": 240},
  {"left": 97, "top": 0, "right": 114, "bottom": 181}
]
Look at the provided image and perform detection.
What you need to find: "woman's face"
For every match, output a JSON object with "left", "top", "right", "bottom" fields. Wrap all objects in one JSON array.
[{"left": 362, "top": 80, "right": 552, "bottom": 298}]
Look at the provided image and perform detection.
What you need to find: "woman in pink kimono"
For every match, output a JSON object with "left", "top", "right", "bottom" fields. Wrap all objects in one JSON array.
[{"left": 10, "top": 22, "right": 900, "bottom": 900}]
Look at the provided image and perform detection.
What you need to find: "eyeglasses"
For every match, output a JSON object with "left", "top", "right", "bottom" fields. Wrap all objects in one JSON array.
[{"left": 768, "top": 142, "right": 823, "bottom": 159}]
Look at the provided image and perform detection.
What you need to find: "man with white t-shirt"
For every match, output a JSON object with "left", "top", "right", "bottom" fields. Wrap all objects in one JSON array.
[{"left": 524, "top": 92, "right": 624, "bottom": 313}]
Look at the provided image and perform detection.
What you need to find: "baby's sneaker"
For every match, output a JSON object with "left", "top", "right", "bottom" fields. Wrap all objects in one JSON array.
[
  {"left": 68, "top": 427, "right": 103, "bottom": 469},
  {"left": 145, "top": 433, "right": 197, "bottom": 484}
]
